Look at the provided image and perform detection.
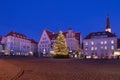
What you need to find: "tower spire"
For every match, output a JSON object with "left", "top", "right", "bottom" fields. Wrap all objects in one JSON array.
[{"left": 105, "top": 14, "right": 111, "bottom": 32}]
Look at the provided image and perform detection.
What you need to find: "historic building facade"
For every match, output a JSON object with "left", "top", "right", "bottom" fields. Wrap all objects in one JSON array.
[
  {"left": 0, "top": 37, "right": 3, "bottom": 56},
  {"left": 38, "top": 28, "right": 82, "bottom": 57},
  {"left": 1, "top": 31, "right": 37, "bottom": 56},
  {"left": 83, "top": 16, "right": 118, "bottom": 59}
]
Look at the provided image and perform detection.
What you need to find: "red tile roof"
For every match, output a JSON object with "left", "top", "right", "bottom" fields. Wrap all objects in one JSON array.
[
  {"left": 45, "top": 29, "right": 54, "bottom": 40},
  {"left": 5, "top": 31, "right": 37, "bottom": 44},
  {"left": 30, "top": 39, "right": 38, "bottom": 44},
  {"left": 45, "top": 30, "right": 81, "bottom": 41},
  {"left": 6, "top": 31, "right": 28, "bottom": 40}
]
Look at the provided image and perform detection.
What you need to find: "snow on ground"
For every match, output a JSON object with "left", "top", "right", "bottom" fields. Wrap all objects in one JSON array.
[{"left": 1, "top": 57, "right": 120, "bottom": 80}]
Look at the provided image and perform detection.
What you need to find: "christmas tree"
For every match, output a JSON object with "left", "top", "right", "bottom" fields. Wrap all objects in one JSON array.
[{"left": 53, "top": 31, "right": 69, "bottom": 58}]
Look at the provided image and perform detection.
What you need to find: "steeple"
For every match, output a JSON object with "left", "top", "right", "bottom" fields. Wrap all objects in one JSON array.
[{"left": 105, "top": 14, "right": 111, "bottom": 32}]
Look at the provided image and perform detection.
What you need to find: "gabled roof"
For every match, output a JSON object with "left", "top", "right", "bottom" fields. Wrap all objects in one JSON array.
[
  {"left": 45, "top": 29, "right": 81, "bottom": 41},
  {"left": 85, "top": 31, "right": 117, "bottom": 39},
  {"left": 45, "top": 29, "right": 54, "bottom": 40}
]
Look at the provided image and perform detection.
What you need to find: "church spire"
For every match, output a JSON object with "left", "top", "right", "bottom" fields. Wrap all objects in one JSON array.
[{"left": 105, "top": 14, "right": 111, "bottom": 32}]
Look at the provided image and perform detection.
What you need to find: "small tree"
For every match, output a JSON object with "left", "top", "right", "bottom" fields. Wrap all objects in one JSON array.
[{"left": 53, "top": 31, "right": 69, "bottom": 58}]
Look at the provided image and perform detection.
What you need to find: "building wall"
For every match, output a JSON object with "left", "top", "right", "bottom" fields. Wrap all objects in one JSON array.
[
  {"left": 38, "top": 30, "right": 51, "bottom": 55},
  {"left": 83, "top": 37, "right": 118, "bottom": 58},
  {"left": 2, "top": 36, "right": 32, "bottom": 56},
  {"left": 31, "top": 43, "right": 38, "bottom": 56},
  {"left": 0, "top": 45, "right": 2, "bottom": 56},
  {"left": 38, "top": 29, "right": 82, "bottom": 57}
]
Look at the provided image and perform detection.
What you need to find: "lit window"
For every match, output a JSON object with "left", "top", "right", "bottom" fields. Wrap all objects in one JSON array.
[
  {"left": 101, "top": 46, "right": 103, "bottom": 49},
  {"left": 111, "top": 40, "right": 114, "bottom": 44},
  {"left": 101, "top": 41, "right": 103, "bottom": 44},
  {"left": 85, "top": 47, "right": 88, "bottom": 50},
  {"left": 105, "top": 46, "right": 107, "bottom": 50},
  {"left": 91, "top": 47, "right": 94, "bottom": 50},
  {"left": 111, "top": 46, "right": 114, "bottom": 50},
  {"left": 91, "top": 41, "right": 94, "bottom": 45},
  {"left": 95, "top": 47, "right": 97, "bottom": 50},
  {"left": 104, "top": 41, "right": 107, "bottom": 44},
  {"left": 85, "top": 42, "right": 88, "bottom": 45}
]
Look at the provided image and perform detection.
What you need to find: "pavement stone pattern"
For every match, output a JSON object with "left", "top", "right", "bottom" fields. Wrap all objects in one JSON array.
[
  {"left": 3, "top": 58, "right": 120, "bottom": 80},
  {"left": 0, "top": 60, "right": 21, "bottom": 80}
]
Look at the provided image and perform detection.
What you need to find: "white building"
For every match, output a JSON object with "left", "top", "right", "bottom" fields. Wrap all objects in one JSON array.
[
  {"left": 30, "top": 39, "right": 38, "bottom": 56},
  {"left": 38, "top": 28, "right": 82, "bottom": 57},
  {"left": 83, "top": 15, "right": 118, "bottom": 59},
  {"left": 1, "top": 31, "right": 37, "bottom": 56}
]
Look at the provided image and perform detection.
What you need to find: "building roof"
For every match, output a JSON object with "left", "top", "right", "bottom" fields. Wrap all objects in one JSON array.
[
  {"left": 45, "top": 29, "right": 54, "bottom": 40},
  {"left": 5, "top": 31, "right": 37, "bottom": 44},
  {"left": 30, "top": 39, "right": 38, "bottom": 44},
  {"left": 84, "top": 31, "right": 117, "bottom": 39},
  {"left": 5, "top": 31, "right": 28, "bottom": 40},
  {"left": 45, "top": 29, "right": 81, "bottom": 41}
]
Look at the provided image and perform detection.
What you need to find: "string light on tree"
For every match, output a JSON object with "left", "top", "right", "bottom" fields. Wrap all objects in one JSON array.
[{"left": 53, "top": 31, "right": 69, "bottom": 58}]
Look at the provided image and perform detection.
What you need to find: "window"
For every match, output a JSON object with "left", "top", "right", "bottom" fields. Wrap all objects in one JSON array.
[
  {"left": 45, "top": 45, "right": 47, "bottom": 47},
  {"left": 85, "top": 42, "right": 88, "bottom": 45},
  {"left": 91, "top": 41, "right": 94, "bottom": 45},
  {"left": 101, "top": 46, "right": 103, "bottom": 49},
  {"left": 111, "top": 40, "right": 114, "bottom": 44},
  {"left": 104, "top": 41, "right": 107, "bottom": 44},
  {"left": 44, "top": 34, "right": 46, "bottom": 36},
  {"left": 111, "top": 46, "right": 114, "bottom": 50},
  {"left": 91, "top": 47, "right": 94, "bottom": 50},
  {"left": 85, "top": 47, "right": 88, "bottom": 50},
  {"left": 101, "top": 41, "right": 103, "bottom": 44},
  {"left": 95, "top": 47, "right": 97, "bottom": 50},
  {"left": 39, "top": 45, "right": 41, "bottom": 48},
  {"left": 105, "top": 46, "right": 107, "bottom": 50}
]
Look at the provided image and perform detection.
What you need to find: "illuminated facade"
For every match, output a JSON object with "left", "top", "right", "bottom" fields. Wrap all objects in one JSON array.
[
  {"left": 83, "top": 15, "right": 118, "bottom": 59},
  {"left": 1, "top": 32, "right": 37, "bottom": 56},
  {"left": 0, "top": 37, "right": 3, "bottom": 55},
  {"left": 30, "top": 39, "right": 38, "bottom": 56},
  {"left": 83, "top": 32, "right": 117, "bottom": 59},
  {"left": 38, "top": 28, "right": 82, "bottom": 57}
]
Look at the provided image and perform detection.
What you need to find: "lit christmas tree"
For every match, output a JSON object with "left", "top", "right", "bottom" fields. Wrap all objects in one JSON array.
[{"left": 53, "top": 31, "right": 69, "bottom": 58}]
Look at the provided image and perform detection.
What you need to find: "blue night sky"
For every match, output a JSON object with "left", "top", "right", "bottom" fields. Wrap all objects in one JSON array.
[{"left": 0, "top": 0, "right": 120, "bottom": 41}]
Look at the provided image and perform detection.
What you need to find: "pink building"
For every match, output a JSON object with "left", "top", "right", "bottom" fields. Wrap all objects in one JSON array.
[
  {"left": 38, "top": 28, "right": 82, "bottom": 57},
  {"left": 0, "top": 37, "right": 3, "bottom": 55}
]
